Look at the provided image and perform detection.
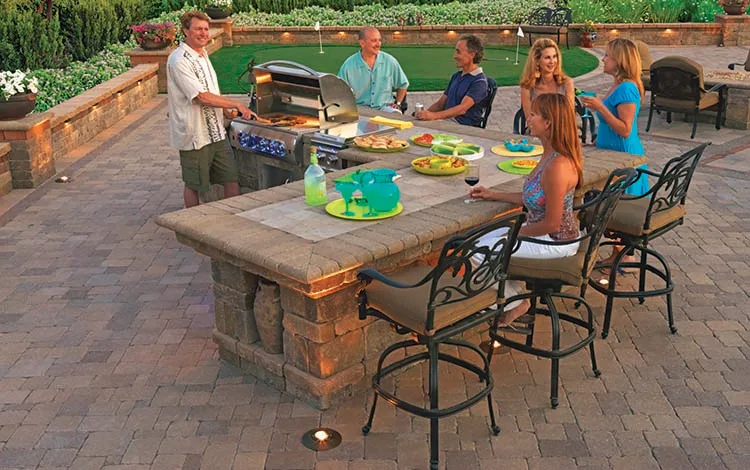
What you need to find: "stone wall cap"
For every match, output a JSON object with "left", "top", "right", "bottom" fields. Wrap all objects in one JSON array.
[
  {"left": 0, "top": 112, "right": 52, "bottom": 131},
  {"left": 48, "top": 64, "right": 158, "bottom": 128},
  {"left": 0, "top": 142, "right": 10, "bottom": 154}
]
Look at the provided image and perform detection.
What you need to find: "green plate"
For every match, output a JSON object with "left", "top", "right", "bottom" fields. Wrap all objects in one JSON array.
[
  {"left": 325, "top": 199, "right": 403, "bottom": 220},
  {"left": 432, "top": 134, "right": 463, "bottom": 144},
  {"left": 412, "top": 157, "right": 467, "bottom": 176},
  {"left": 498, "top": 159, "right": 538, "bottom": 175},
  {"left": 409, "top": 133, "right": 435, "bottom": 148},
  {"left": 352, "top": 142, "right": 409, "bottom": 153}
]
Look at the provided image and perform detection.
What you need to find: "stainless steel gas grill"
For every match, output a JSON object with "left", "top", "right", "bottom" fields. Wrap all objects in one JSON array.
[{"left": 229, "top": 60, "right": 394, "bottom": 190}]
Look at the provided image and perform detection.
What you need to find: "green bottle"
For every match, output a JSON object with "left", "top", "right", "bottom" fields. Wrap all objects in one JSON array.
[{"left": 304, "top": 147, "right": 328, "bottom": 206}]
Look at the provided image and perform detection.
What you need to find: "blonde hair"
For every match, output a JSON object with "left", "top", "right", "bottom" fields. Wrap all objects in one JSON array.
[
  {"left": 531, "top": 93, "right": 583, "bottom": 189},
  {"left": 520, "top": 38, "right": 568, "bottom": 89},
  {"left": 180, "top": 10, "right": 210, "bottom": 31},
  {"left": 607, "top": 38, "right": 644, "bottom": 97}
]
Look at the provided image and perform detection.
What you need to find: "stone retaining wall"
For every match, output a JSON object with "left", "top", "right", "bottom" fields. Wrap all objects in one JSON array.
[
  {"left": 0, "top": 143, "right": 11, "bottom": 196},
  {"left": 233, "top": 21, "right": 731, "bottom": 47},
  {"left": 50, "top": 65, "right": 159, "bottom": 160},
  {"left": 0, "top": 65, "right": 159, "bottom": 192}
]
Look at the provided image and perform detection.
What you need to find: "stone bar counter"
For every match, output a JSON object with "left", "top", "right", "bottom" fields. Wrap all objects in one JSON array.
[{"left": 155, "top": 112, "right": 647, "bottom": 409}]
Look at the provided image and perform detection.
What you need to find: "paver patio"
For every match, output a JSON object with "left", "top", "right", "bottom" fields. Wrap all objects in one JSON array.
[{"left": 0, "top": 46, "right": 748, "bottom": 470}]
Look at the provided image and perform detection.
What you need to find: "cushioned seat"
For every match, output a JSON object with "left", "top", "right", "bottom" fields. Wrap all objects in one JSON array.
[
  {"left": 654, "top": 92, "right": 720, "bottom": 111},
  {"left": 589, "top": 144, "right": 711, "bottom": 339},
  {"left": 489, "top": 168, "right": 637, "bottom": 409},
  {"left": 366, "top": 265, "right": 498, "bottom": 336},
  {"left": 357, "top": 213, "right": 524, "bottom": 470},
  {"left": 646, "top": 55, "right": 727, "bottom": 139},
  {"left": 508, "top": 239, "right": 592, "bottom": 287},
  {"left": 606, "top": 198, "right": 685, "bottom": 236}
]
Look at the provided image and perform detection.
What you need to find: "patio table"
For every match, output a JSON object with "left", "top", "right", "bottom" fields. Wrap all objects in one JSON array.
[{"left": 155, "top": 109, "right": 647, "bottom": 409}]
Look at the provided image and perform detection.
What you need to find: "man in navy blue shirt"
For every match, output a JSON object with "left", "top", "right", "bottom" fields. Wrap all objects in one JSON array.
[{"left": 416, "top": 35, "right": 489, "bottom": 127}]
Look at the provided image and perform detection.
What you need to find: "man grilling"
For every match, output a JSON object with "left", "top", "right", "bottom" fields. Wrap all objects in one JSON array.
[
  {"left": 166, "top": 10, "right": 256, "bottom": 208},
  {"left": 338, "top": 27, "right": 409, "bottom": 113}
]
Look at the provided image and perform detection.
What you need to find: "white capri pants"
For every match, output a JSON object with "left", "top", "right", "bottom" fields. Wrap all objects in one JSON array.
[{"left": 471, "top": 227, "right": 579, "bottom": 311}]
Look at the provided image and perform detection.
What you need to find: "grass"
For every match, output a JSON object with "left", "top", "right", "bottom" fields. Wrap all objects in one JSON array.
[{"left": 211, "top": 44, "right": 600, "bottom": 94}]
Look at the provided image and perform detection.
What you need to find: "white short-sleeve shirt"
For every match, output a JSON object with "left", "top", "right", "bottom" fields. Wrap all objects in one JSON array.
[{"left": 167, "top": 42, "right": 226, "bottom": 151}]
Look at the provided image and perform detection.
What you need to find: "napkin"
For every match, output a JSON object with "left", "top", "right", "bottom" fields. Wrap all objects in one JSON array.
[{"left": 369, "top": 116, "right": 414, "bottom": 130}]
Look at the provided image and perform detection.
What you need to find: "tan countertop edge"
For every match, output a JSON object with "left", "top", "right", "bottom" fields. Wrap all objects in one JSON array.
[{"left": 155, "top": 111, "right": 647, "bottom": 295}]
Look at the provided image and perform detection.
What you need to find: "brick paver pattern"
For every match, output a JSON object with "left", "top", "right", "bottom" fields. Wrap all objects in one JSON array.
[{"left": 0, "top": 46, "right": 749, "bottom": 470}]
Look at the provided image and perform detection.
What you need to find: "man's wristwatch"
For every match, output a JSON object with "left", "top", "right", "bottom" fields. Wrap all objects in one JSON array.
[{"left": 394, "top": 101, "right": 401, "bottom": 107}]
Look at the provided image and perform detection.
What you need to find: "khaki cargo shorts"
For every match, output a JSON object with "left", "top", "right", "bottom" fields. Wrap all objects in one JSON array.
[{"left": 179, "top": 140, "right": 238, "bottom": 192}]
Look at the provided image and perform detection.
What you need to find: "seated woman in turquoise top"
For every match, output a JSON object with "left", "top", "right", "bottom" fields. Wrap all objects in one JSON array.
[{"left": 580, "top": 38, "right": 649, "bottom": 197}]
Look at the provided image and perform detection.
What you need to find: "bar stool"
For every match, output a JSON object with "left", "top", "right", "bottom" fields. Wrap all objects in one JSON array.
[
  {"left": 587, "top": 143, "right": 710, "bottom": 338},
  {"left": 490, "top": 168, "right": 637, "bottom": 408},
  {"left": 357, "top": 212, "right": 525, "bottom": 470}
]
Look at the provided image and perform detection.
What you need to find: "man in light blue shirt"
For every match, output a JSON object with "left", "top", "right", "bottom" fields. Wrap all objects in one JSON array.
[{"left": 337, "top": 27, "right": 409, "bottom": 113}]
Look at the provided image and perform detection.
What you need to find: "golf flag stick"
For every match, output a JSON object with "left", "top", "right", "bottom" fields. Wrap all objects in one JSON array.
[
  {"left": 515, "top": 25, "right": 524, "bottom": 65},
  {"left": 315, "top": 22, "right": 324, "bottom": 54}
]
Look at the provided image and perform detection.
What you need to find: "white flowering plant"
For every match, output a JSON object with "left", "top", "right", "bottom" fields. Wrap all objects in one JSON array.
[
  {"left": 210, "top": 0, "right": 232, "bottom": 8},
  {"left": 0, "top": 70, "right": 40, "bottom": 101}
]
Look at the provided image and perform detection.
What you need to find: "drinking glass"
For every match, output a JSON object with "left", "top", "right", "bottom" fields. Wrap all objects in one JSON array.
[
  {"left": 577, "top": 90, "right": 596, "bottom": 119},
  {"left": 334, "top": 181, "right": 357, "bottom": 216},
  {"left": 464, "top": 161, "right": 480, "bottom": 204}
]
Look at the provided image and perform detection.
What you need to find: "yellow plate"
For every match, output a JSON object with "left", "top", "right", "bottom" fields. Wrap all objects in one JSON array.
[
  {"left": 353, "top": 142, "right": 410, "bottom": 153},
  {"left": 325, "top": 199, "right": 403, "bottom": 220},
  {"left": 411, "top": 156, "right": 468, "bottom": 176},
  {"left": 491, "top": 144, "right": 543, "bottom": 158}
]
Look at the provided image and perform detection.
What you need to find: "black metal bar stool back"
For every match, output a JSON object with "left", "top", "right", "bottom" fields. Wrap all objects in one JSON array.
[
  {"left": 357, "top": 212, "right": 525, "bottom": 470},
  {"left": 588, "top": 143, "right": 710, "bottom": 338},
  {"left": 489, "top": 168, "right": 637, "bottom": 408}
]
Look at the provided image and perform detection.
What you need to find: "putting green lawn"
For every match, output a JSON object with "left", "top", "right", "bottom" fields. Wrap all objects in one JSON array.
[{"left": 211, "top": 44, "right": 599, "bottom": 94}]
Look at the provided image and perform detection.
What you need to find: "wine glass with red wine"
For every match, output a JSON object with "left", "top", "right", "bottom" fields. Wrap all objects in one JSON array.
[{"left": 464, "top": 161, "right": 480, "bottom": 204}]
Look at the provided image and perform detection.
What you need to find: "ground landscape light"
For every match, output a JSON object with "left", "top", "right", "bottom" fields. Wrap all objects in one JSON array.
[
  {"left": 55, "top": 176, "right": 71, "bottom": 183},
  {"left": 301, "top": 428, "right": 342, "bottom": 451},
  {"left": 480, "top": 339, "right": 509, "bottom": 355}
]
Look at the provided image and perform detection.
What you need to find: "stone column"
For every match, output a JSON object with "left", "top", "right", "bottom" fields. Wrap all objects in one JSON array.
[
  {"left": 0, "top": 143, "right": 11, "bottom": 196},
  {"left": 211, "top": 260, "right": 260, "bottom": 356},
  {"left": 0, "top": 113, "right": 55, "bottom": 189},
  {"left": 279, "top": 283, "right": 405, "bottom": 408},
  {"left": 210, "top": 18, "right": 234, "bottom": 46},
  {"left": 716, "top": 14, "right": 750, "bottom": 47}
]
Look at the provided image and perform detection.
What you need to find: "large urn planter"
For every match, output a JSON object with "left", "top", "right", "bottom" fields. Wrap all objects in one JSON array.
[
  {"left": 205, "top": 7, "right": 231, "bottom": 20},
  {"left": 580, "top": 32, "right": 597, "bottom": 48},
  {"left": 722, "top": 1, "right": 749, "bottom": 15},
  {"left": 140, "top": 38, "right": 172, "bottom": 51},
  {"left": 0, "top": 93, "right": 37, "bottom": 120},
  {"left": 253, "top": 278, "right": 284, "bottom": 354}
]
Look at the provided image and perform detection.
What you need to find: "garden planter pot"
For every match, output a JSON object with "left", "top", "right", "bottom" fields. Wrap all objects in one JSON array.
[
  {"left": 140, "top": 38, "right": 172, "bottom": 50},
  {"left": 580, "top": 32, "right": 597, "bottom": 48},
  {"left": 0, "top": 93, "right": 36, "bottom": 120},
  {"left": 722, "top": 4, "right": 747, "bottom": 15},
  {"left": 253, "top": 278, "right": 283, "bottom": 354},
  {"left": 205, "top": 7, "right": 231, "bottom": 19}
]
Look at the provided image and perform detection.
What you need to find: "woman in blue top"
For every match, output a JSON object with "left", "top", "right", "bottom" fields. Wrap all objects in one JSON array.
[
  {"left": 580, "top": 38, "right": 648, "bottom": 196},
  {"left": 580, "top": 38, "right": 648, "bottom": 270}
]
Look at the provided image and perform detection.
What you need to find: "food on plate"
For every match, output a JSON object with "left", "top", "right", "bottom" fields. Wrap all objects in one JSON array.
[
  {"left": 431, "top": 142, "right": 482, "bottom": 157},
  {"left": 413, "top": 133, "right": 434, "bottom": 145},
  {"left": 412, "top": 156, "right": 467, "bottom": 170},
  {"left": 512, "top": 159, "right": 538, "bottom": 169},
  {"left": 354, "top": 135, "right": 409, "bottom": 150}
]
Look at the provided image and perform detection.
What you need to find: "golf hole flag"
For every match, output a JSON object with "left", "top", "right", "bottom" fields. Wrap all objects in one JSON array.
[
  {"left": 517, "top": 26, "right": 524, "bottom": 37},
  {"left": 314, "top": 21, "right": 321, "bottom": 31}
]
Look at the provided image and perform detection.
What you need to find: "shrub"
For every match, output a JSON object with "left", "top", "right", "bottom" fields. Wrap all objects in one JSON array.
[
  {"left": 56, "top": 0, "right": 119, "bottom": 62},
  {"left": 0, "top": 70, "right": 40, "bottom": 101},
  {"left": 610, "top": 0, "right": 649, "bottom": 23},
  {"left": 648, "top": 0, "right": 685, "bottom": 22},
  {"left": 29, "top": 41, "right": 134, "bottom": 113},
  {"left": 692, "top": 0, "right": 723, "bottom": 21},
  {"left": 233, "top": 0, "right": 553, "bottom": 27},
  {"left": 0, "top": 8, "right": 66, "bottom": 71}
]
